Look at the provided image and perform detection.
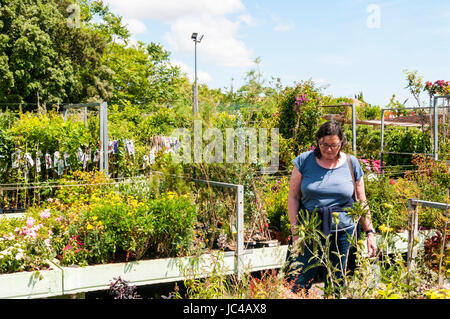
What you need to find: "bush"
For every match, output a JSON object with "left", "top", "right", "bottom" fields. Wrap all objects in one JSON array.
[
  {"left": 0, "top": 208, "right": 57, "bottom": 273},
  {"left": 277, "top": 80, "right": 324, "bottom": 155},
  {"left": 146, "top": 191, "right": 197, "bottom": 258},
  {"left": 263, "top": 177, "right": 291, "bottom": 240}
]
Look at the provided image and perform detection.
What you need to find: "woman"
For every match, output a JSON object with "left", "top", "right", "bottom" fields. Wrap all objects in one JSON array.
[{"left": 287, "top": 121, "right": 377, "bottom": 292}]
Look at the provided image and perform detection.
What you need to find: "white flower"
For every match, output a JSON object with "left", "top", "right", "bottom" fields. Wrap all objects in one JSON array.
[
  {"left": 367, "top": 173, "right": 378, "bottom": 181},
  {"left": 15, "top": 253, "right": 23, "bottom": 260}
]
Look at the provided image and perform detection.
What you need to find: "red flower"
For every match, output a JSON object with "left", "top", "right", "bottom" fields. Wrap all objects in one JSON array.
[{"left": 389, "top": 179, "right": 396, "bottom": 185}]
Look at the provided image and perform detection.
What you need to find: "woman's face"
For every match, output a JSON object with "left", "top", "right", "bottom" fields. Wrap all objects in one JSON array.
[{"left": 318, "top": 135, "right": 342, "bottom": 160}]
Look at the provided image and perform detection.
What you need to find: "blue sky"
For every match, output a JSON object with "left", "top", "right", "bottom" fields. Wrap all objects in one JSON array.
[{"left": 105, "top": 0, "right": 450, "bottom": 107}]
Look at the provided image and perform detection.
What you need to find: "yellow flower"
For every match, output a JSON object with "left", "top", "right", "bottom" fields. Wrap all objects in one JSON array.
[
  {"left": 383, "top": 203, "right": 394, "bottom": 210},
  {"left": 86, "top": 224, "right": 93, "bottom": 230},
  {"left": 92, "top": 216, "right": 98, "bottom": 221},
  {"left": 379, "top": 224, "right": 393, "bottom": 233}
]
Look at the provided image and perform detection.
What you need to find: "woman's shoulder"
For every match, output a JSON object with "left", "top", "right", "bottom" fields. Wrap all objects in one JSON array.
[
  {"left": 294, "top": 150, "right": 315, "bottom": 162},
  {"left": 345, "top": 153, "right": 364, "bottom": 178},
  {"left": 292, "top": 151, "right": 314, "bottom": 172},
  {"left": 346, "top": 153, "right": 361, "bottom": 166}
]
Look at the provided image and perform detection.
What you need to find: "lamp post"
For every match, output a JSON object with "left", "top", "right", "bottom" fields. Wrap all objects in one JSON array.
[{"left": 191, "top": 32, "right": 204, "bottom": 115}]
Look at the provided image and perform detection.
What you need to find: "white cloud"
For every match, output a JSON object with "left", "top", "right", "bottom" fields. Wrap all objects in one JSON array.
[
  {"left": 273, "top": 21, "right": 294, "bottom": 32},
  {"left": 164, "top": 15, "right": 253, "bottom": 67},
  {"left": 269, "top": 13, "right": 294, "bottom": 32},
  {"left": 311, "top": 78, "right": 331, "bottom": 90},
  {"left": 106, "top": 0, "right": 245, "bottom": 21},
  {"left": 238, "top": 14, "right": 258, "bottom": 26},
  {"left": 122, "top": 18, "right": 147, "bottom": 35},
  {"left": 172, "top": 59, "right": 212, "bottom": 84},
  {"left": 106, "top": 0, "right": 254, "bottom": 68}
]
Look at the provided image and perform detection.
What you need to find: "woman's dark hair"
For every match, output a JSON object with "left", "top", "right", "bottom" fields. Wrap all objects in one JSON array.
[{"left": 313, "top": 121, "right": 347, "bottom": 159}]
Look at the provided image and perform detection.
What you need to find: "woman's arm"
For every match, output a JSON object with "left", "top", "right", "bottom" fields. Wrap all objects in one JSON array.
[
  {"left": 355, "top": 177, "right": 378, "bottom": 257},
  {"left": 288, "top": 167, "right": 302, "bottom": 242}
]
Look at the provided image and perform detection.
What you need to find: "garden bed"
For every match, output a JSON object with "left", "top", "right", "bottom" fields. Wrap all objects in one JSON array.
[
  {"left": 0, "top": 263, "right": 62, "bottom": 299},
  {"left": 0, "top": 246, "right": 288, "bottom": 298}
]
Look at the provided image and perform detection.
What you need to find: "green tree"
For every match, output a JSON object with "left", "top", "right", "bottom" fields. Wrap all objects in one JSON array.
[{"left": 0, "top": 0, "right": 114, "bottom": 109}]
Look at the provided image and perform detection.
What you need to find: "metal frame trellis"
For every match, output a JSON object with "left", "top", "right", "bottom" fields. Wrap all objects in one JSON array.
[
  {"left": 407, "top": 199, "right": 449, "bottom": 284},
  {"left": 433, "top": 95, "right": 450, "bottom": 160},
  {"left": 62, "top": 102, "right": 109, "bottom": 175},
  {"left": 379, "top": 97, "right": 450, "bottom": 169}
]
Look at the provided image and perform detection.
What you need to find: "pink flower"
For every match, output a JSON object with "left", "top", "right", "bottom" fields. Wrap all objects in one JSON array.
[
  {"left": 55, "top": 216, "right": 63, "bottom": 222},
  {"left": 30, "top": 231, "right": 37, "bottom": 238},
  {"left": 44, "top": 238, "right": 51, "bottom": 247},
  {"left": 3, "top": 232, "right": 15, "bottom": 240},
  {"left": 26, "top": 217, "right": 35, "bottom": 228},
  {"left": 40, "top": 209, "right": 51, "bottom": 219}
]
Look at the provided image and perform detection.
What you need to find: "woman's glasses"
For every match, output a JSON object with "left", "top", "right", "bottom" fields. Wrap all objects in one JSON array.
[{"left": 318, "top": 142, "right": 341, "bottom": 149}]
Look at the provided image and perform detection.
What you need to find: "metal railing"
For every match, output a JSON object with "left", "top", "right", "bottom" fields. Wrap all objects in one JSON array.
[
  {"left": 407, "top": 198, "right": 449, "bottom": 284},
  {"left": 0, "top": 172, "right": 249, "bottom": 279}
]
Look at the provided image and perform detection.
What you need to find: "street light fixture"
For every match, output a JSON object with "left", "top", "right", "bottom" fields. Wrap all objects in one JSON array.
[{"left": 191, "top": 32, "right": 204, "bottom": 115}]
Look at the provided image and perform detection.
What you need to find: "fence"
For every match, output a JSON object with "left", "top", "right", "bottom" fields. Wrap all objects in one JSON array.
[
  {"left": 407, "top": 198, "right": 449, "bottom": 284},
  {"left": 380, "top": 95, "right": 450, "bottom": 168}
]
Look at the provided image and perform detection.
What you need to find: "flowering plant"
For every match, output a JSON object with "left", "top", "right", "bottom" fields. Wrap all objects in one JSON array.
[
  {"left": 360, "top": 158, "right": 384, "bottom": 174},
  {"left": 0, "top": 208, "right": 57, "bottom": 273},
  {"left": 424, "top": 80, "right": 450, "bottom": 97}
]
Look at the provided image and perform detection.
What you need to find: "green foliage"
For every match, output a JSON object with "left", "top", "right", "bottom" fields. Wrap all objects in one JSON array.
[
  {"left": 146, "top": 191, "right": 197, "bottom": 258},
  {"left": 384, "top": 127, "right": 431, "bottom": 166},
  {"left": 61, "top": 198, "right": 154, "bottom": 265},
  {"left": 106, "top": 42, "right": 184, "bottom": 107},
  {"left": 404, "top": 69, "right": 424, "bottom": 107},
  {"left": 349, "top": 125, "right": 381, "bottom": 159},
  {"left": 0, "top": 0, "right": 113, "bottom": 108},
  {"left": 136, "top": 107, "right": 187, "bottom": 144},
  {"left": 277, "top": 80, "right": 324, "bottom": 155},
  {"left": 263, "top": 177, "right": 290, "bottom": 239}
]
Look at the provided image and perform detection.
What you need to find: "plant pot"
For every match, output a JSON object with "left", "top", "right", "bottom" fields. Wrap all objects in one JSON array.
[
  {"left": 256, "top": 240, "right": 280, "bottom": 248},
  {"left": 0, "top": 264, "right": 63, "bottom": 299},
  {"left": 270, "top": 230, "right": 290, "bottom": 245}
]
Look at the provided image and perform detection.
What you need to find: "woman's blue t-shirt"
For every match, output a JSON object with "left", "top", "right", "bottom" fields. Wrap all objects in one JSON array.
[{"left": 292, "top": 151, "right": 364, "bottom": 232}]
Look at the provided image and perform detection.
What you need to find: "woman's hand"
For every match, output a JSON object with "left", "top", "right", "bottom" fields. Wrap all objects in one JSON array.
[{"left": 366, "top": 232, "right": 377, "bottom": 257}]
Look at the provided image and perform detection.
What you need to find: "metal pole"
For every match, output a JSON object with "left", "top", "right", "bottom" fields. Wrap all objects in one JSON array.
[
  {"left": 100, "top": 102, "right": 109, "bottom": 175},
  {"left": 84, "top": 106, "right": 87, "bottom": 128},
  {"left": 434, "top": 97, "right": 438, "bottom": 161},
  {"left": 194, "top": 40, "right": 198, "bottom": 115},
  {"left": 352, "top": 103, "right": 356, "bottom": 155},
  {"left": 407, "top": 199, "right": 419, "bottom": 272},
  {"left": 236, "top": 185, "right": 244, "bottom": 280},
  {"left": 99, "top": 105, "right": 104, "bottom": 173},
  {"left": 380, "top": 109, "right": 385, "bottom": 173}
]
